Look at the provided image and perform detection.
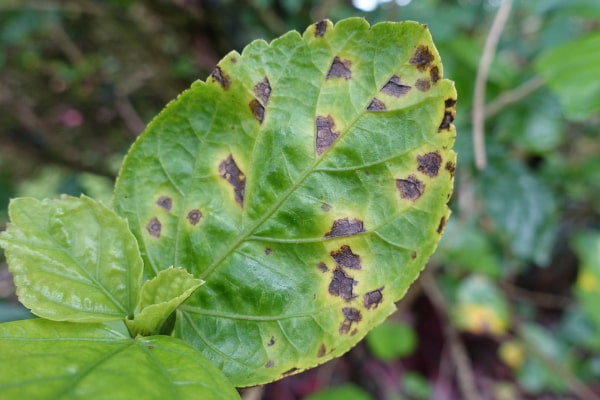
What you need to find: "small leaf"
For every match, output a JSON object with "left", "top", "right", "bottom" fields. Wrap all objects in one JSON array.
[
  {"left": 126, "top": 267, "right": 204, "bottom": 336},
  {"left": 0, "top": 319, "right": 240, "bottom": 400},
  {"left": 535, "top": 31, "right": 600, "bottom": 121},
  {"left": 0, "top": 195, "right": 142, "bottom": 321},
  {"left": 114, "top": 18, "right": 456, "bottom": 386},
  {"left": 366, "top": 320, "right": 417, "bottom": 361}
]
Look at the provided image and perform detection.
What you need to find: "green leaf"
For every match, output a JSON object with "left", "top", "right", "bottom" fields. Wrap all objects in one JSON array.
[
  {"left": 366, "top": 320, "right": 417, "bottom": 361},
  {"left": 113, "top": 18, "right": 456, "bottom": 386},
  {"left": 305, "top": 384, "right": 372, "bottom": 400},
  {"left": 535, "top": 31, "right": 600, "bottom": 121},
  {"left": 126, "top": 267, "right": 204, "bottom": 337},
  {"left": 0, "top": 195, "right": 142, "bottom": 322},
  {"left": 0, "top": 319, "right": 239, "bottom": 400}
]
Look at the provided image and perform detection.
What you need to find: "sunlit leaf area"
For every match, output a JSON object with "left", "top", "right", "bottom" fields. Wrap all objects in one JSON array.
[{"left": 1, "top": 1, "right": 599, "bottom": 399}]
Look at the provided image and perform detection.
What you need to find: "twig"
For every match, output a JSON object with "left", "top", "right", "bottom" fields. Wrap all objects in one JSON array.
[
  {"left": 421, "top": 270, "right": 481, "bottom": 400},
  {"left": 484, "top": 76, "right": 545, "bottom": 119},
  {"left": 500, "top": 281, "right": 573, "bottom": 310},
  {"left": 472, "top": 0, "right": 513, "bottom": 170}
]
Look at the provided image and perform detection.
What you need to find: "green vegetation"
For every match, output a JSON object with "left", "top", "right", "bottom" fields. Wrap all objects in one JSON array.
[{"left": 1, "top": 1, "right": 599, "bottom": 399}]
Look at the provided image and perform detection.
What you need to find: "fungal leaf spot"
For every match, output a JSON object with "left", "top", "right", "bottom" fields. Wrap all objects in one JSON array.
[
  {"left": 317, "top": 344, "right": 326, "bottom": 357},
  {"left": 265, "top": 360, "right": 274, "bottom": 368},
  {"left": 187, "top": 209, "right": 202, "bottom": 225},
  {"left": 430, "top": 66, "right": 440, "bottom": 83},
  {"left": 445, "top": 161, "right": 456, "bottom": 177},
  {"left": 325, "top": 218, "right": 365, "bottom": 238},
  {"left": 417, "top": 152, "right": 442, "bottom": 177},
  {"left": 315, "top": 115, "right": 339, "bottom": 155},
  {"left": 210, "top": 66, "right": 230, "bottom": 89},
  {"left": 439, "top": 98, "right": 457, "bottom": 131},
  {"left": 265, "top": 248, "right": 272, "bottom": 255},
  {"left": 317, "top": 262, "right": 329, "bottom": 272},
  {"left": 396, "top": 175, "right": 425, "bottom": 202},
  {"left": 409, "top": 45, "right": 434, "bottom": 72},
  {"left": 340, "top": 307, "right": 362, "bottom": 335},
  {"left": 249, "top": 99, "right": 265, "bottom": 123},
  {"left": 437, "top": 216, "right": 447, "bottom": 234},
  {"left": 364, "top": 288, "right": 384, "bottom": 309},
  {"left": 415, "top": 78, "right": 431, "bottom": 92},
  {"left": 146, "top": 217, "right": 162, "bottom": 238},
  {"left": 328, "top": 268, "right": 356, "bottom": 301},
  {"left": 321, "top": 203, "right": 331, "bottom": 211},
  {"left": 367, "top": 97, "right": 386, "bottom": 111},
  {"left": 219, "top": 154, "right": 246, "bottom": 206},
  {"left": 330, "top": 245, "right": 362, "bottom": 269},
  {"left": 326, "top": 56, "right": 352, "bottom": 80},
  {"left": 283, "top": 367, "right": 299, "bottom": 376},
  {"left": 267, "top": 336, "right": 276, "bottom": 346},
  {"left": 381, "top": 75, "right": 411, "bottom": 97},
  {"left": 254, "top": 76, "right": 271, "bottom": 105},
  {"left": 315, "top": 20, "right": 327, "bottom": 37},
  {"left": 156, "top": 196, "right": 172, "bottom": 211}
]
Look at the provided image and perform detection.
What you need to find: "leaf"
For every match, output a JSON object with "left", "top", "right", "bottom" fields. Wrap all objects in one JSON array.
[
  {"left": 126, "top": 267, "right": 204, "bottom": 337},
  {"left": 305, "top": 384, "right": 372, "bottom": 400},
  {"left": 479, "top": 157, "right": 557, "bottom": 266},
  {"left": 365, "top": 320, "right": 417, "bottom": 361},
  {"left": 535, "top": 30, "right": 600, "bottom": 121},
  {"left": 113, "top": 18, "right": 456, "bottom": 386},
  {"left": 0, "top": 319, "right": 239, "bottom": 400},
  {"left": 0, "top": 195, "right": 142, "bottom": 322}
]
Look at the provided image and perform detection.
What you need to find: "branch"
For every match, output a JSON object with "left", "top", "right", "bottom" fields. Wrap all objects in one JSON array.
[
  {"left": 472, "top": 0, "right": 514, "bottom": 170},
  {"left": 421, "top": 270, "right": 481, "bottom": 400},
  {"left": 485, "top": 76, "right": 545, "bottom": 119}
]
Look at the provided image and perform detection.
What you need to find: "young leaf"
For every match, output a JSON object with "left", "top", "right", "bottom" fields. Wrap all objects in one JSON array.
[
  {"left": 0, "top": 319, "right": 240, "bottom": 400},
  {"left": 113, "top": 18, "right": 456, "bottom": 385},
  {"left": 126, "top": 267, "right": 204, "bottom": 336},
  {"left": 0, "top": 195, "right": 142, "bottom": 321}
]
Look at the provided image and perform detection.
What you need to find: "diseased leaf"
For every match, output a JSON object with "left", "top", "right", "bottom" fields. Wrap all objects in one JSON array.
[
  {"left": 0, "top": 196, "right": 142, "bottom": 322},
  {"left": 126, "top": 267, "right": 204, "bottom": 337},
  {"left": 113, "top": 18, "right": 456, "bottom": 386},
  {"left": 0, "top": 319, "right": 239, "bottom": 400}
]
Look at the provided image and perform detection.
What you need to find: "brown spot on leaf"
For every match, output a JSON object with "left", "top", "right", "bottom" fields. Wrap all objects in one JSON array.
[
  {"left": 328, "top": 268, "right": 356, "bottom": 301},
  {"left": 415, "top": 78, "right": 431, "bottom": 92},
  {"left": 187, "top": 209, "right": 202, "bottom": 225},
  {"left": 417, "top": 152, "right": 442, "bottom": 177},
  {"left": 146, "top": 217, "right": 161, "bottom": 238},
  {"left": 283, "top": 367, "right": 299, "bottom": 376},
  {"left": 381, "top": 75, "right": 411, "bottom": 97},
  {"left": 445, "top": 161, "right": 456, "bottom": 177},
  {"left": 364, "top": 287, "right": 384, "bottom": 309},
  {"left": 315, "top": 20, "right": 327, "bottom": 37},
  {"left": 317, "top": 344, "right": 326, "bottom": 357},
  {"left": 340, "top": 307, "right": 362, "bottom": 335},
  {"left": 439, "top": 111, "right": 455, "bottom": 131},
  {"left": 210, "top": 66, "right": 230, "bottom": 89},
  {"left": 437, "top": 216, "right": 447, "bottom": 234},
  {"left": 267, "top": 336, "right": 276, "bottom": 346},
  {"left": 445, "top": 98, "right": 457, "bottom": 108},
  {"left": 156, "top": 196, "right": 172, "bottom": 211},
  {"left": 321, "top": 203, "right": 331, "bottom": 211},
  {"left": 316, "top": 115, "right": 339, "bottom": 155},
  {"left": 326, "top": 56, "right": 352, "bottom": 80},
  {"left": 325, "top": 218, "right": 365, "bottom": 238},
  {"left": 317, "top": 262, "right": 329, "bottom": 273},
  {"left": 254, "top": 77, "right": 271, "bottom": 105},
  {"left": 249, "top": 99, "right": 265, "bottom": 123},
  {"left": 430, "top": 66, "right": 440, "bottom": 83},
  {"left": 265, "top": 248, "right": 272, "bottom": 255},
  {"left": 265, "top": 360, "right": 274, "bottom": 368},
  {"left": 367, "top": 97, "right": 386, "bottom": 111},
  {"left": 411, "top": 251, "right": 417, "bottom": 259},
  {"left": 396, "top": 175, "right": 425, "bottom": 202},
  {"left": 409, "top": 45, "right": 435, "bottom": 72},
  {"left": 219, "top": 154, "right": 246, "bottom": 206},
  {"left": 330, "top": 245, "right": 362, "bottom": 269}
]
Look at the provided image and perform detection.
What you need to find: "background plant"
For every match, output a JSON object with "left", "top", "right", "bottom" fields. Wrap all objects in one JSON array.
[{"left": 1, "top": 0, "right": 600, "bottom": 399}]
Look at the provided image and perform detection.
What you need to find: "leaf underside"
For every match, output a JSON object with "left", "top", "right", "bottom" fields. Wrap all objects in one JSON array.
[
  {"left": 0, "top": 319, "right": 239, "bottom": 400},
  {"left": 113, "top": 18, "right": 457, "bottom": 386}
]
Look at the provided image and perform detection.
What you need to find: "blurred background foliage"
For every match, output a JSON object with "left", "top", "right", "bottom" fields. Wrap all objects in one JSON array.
[{"left": 1, "top": 0, "right": 600, "bottom": 399}]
